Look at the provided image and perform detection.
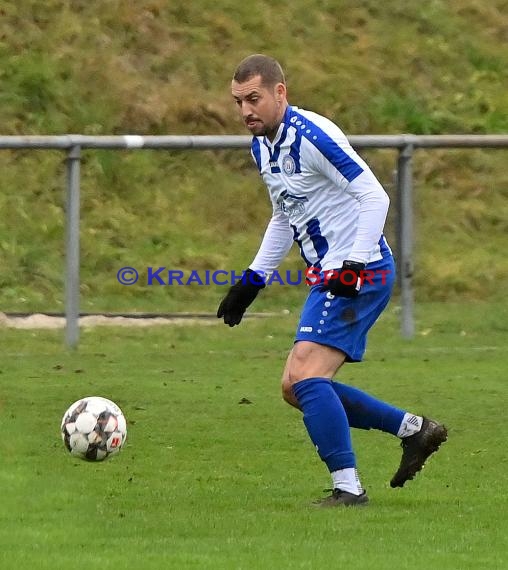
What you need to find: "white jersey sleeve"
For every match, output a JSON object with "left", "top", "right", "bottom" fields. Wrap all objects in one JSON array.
[
  {"left": 341, "top": 171, "right": 390, "bottom": 263},
  {"left": 249, "top": 208, "right": 294, "bottom": 274},
  {"left": 315, "top": 146, "right": 390, "bottom": 263}
]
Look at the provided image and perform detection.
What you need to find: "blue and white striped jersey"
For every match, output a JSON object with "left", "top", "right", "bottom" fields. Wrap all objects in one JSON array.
[{"left": 248, "top": 105, "right": 392, "bottom": 274}]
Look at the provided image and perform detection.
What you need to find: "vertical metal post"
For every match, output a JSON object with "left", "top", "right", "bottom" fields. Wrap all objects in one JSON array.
[
  {"left": 396, "top": 144, "right": 415, "bottom": 338},
  {"left": 393, "top": 166, "right": 402, "bottom": 291},
  {"left": 65, "top": 145, "right": 81, "bottom": 348}
]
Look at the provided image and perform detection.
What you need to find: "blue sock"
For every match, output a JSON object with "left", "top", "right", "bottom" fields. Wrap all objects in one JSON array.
[
  {"left": 292, "top": 377, "right": 355, "bottom": 472},
  {"left": 331, "top": 381, "right": 405, "bottom": 435}
]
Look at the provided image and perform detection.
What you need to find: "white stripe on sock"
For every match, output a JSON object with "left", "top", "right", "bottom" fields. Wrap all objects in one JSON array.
[{"left": 397, "top": 413, "right": 423, "bottom": 438}]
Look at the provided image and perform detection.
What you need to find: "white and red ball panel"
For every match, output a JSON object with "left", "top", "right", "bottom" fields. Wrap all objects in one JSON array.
[{"left": 61, "top": 396, "right": 127, "bottom": 461}]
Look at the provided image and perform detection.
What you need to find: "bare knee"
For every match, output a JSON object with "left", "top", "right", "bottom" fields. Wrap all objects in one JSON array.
[
  {"left": 281, "top": 353, "right": 300, "bottom": 408},
  {"left": 287, "top": 343, "right": 317, "bottom": 384},
  {"left": 282, "top": 376, "right": 300, "bottom": 408},
  {"left": 280, "top": 342, "right": 346, "bottom": 407},
  {"left": 288, "top": 342, "right": 345, "bottom": 384}
]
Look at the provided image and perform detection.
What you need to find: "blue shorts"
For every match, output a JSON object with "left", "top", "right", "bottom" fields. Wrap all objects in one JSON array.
[{"left": 294, "top": 256, "right": 395, "bottom": 362}]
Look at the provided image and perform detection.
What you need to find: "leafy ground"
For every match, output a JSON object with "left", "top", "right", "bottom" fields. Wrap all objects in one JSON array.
[
  {"left": 0, "top": 1, "right": 507, "bottom": 311},
  {"left": 0, "top": 300, "right": 507, "bottom": 569}
]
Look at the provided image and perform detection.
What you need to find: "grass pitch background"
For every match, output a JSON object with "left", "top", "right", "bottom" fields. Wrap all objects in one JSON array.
[
  {"left": 1, "top": 301, "right": 506, "bottom": 569},
  {"left": 1, "top": 1, "right": 508, "bottom": 311}
]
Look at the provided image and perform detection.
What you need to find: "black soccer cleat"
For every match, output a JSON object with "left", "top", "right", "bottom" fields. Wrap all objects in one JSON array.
[
  {"left": 313, "top": 489, "right": 369, "bottom": 508},
  {"left": 390, "top": 417, "right": 448, "bottom": 488}
]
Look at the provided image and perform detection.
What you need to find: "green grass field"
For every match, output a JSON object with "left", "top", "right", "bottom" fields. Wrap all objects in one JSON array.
[
  {"left": 1, "top": 300, "right": 507, "bottom": 569},
  {"left": 1, "top": 3, "right": 507, "bottom": 567}
]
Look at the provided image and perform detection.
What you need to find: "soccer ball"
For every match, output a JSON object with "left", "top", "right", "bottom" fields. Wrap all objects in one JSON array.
[{"left": 61, "top": 396, "right": 127, "bottom": 461}]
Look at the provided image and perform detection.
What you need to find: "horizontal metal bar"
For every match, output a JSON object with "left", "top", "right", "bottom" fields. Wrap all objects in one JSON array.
[
  {"left": 0, "top": 134, "right": 507, "bottom": 150},
  {"left": 0, "top": 135, "right": 76, "bottom": 149},
  {"left": 408, "top": 134, "right": 508, "bottom": 148},
  {"left": 0, "top": 135, "right": 252, "bottom": 150},
  {"left": 349, "top": 134, "right": 508, "bottom": 148}
]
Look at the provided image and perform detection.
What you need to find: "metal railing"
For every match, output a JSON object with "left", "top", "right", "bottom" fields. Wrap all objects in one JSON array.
[{"left": 1, "top": 134, "right": 507, "bottom": 347}]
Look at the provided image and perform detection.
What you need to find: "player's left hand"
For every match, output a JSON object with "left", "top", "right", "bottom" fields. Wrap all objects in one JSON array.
[
  {"left": 321, "top": 260, "right": 366, "bottom": 298},
  {"left": 217, "top": 269, "right": 266, "bottom": 327}
]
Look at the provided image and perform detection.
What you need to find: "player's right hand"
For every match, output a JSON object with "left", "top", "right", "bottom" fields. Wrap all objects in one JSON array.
[
  {"left": 321, "top": 260, "right": 366, "bottom": 298},
  {"left": 216, "top": 269, "right": 266, "bottom": 327}
]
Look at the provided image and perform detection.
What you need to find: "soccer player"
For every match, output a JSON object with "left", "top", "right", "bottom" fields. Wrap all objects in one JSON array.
[{"left": 217, "top": 54, "right": 447, "bottom": 507}]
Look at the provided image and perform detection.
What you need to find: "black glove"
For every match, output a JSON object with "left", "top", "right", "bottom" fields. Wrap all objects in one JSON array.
[
  {"left": 321, "top": 260, "right": 365, "bottom": 298},
  {"left": 217, "top": 269, "right": 266, "bottom": 327}
]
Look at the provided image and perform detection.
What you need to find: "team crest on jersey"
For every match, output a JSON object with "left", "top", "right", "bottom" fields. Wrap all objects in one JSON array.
[{"left": 282, "top": 155, "right": 296, "bottom": 176}]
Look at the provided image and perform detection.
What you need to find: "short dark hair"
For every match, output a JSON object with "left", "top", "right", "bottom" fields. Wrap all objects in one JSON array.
[{"left": 233, "top": 54, "right": 286, "bottom": 87}]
